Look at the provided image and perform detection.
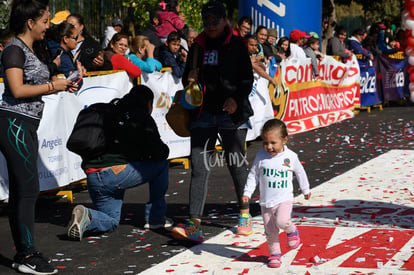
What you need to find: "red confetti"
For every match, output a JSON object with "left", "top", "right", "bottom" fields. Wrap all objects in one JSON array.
[
  {"left": 194, "top": 264, "right": 202, "bottom": 268},
  {"left": 166, "top": 270, "right": 175, "bottom": 273},
  {"left": 223, "top": 267, "right": 231, "bottom": 270},
  {"left": 57, "top": 266, "right": 66, "bottom": 269},
  {"left": 360, "top": 177, "right": 367, "bottom": 180}
]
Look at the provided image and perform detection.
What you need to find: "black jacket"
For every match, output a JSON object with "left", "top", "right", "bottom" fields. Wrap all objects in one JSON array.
[
  {"left": 138, "top": 24, "right": 163, "bottom": 58},
  {"left": 183, "top": 25, "right": 254, "bottom": 127},
  {"left": 82, "top": 108, "right": 169, "bottom": 169},
  {"left": 77, "top": 36, "right": 112, "bottom": 72}
]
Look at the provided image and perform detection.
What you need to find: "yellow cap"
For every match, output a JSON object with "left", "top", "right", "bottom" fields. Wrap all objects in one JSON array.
[{"left": 51, "top": 10, "right": 70, "bottom": 25}]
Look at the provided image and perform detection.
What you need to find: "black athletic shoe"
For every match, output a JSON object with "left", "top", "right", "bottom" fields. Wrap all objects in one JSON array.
[{"left": 12, "top": 252, "right": 57, "bottom": 274}]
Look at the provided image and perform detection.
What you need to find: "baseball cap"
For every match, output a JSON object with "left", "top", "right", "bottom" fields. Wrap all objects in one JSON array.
[
  {"left": 304, "top": 32, "right": 312, "bottom": 38},
  {"left": 50, "top": 10, "right": 70, "bottom": 25},
  {"left": 309, "top": 31, "right": 319, "bottom": 38},
  {"left": 112, "top": 18, "right": 123, "bottom": 27},
  {"left": 290, "top": 29, "right": 301, "bottom": 41},
  {"left": 201, "top": 1, "right": 226, "bottom": 19}
]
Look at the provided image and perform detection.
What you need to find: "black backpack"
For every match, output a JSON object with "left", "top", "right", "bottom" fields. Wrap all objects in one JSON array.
[{"left": 67, "top": 99, "right": 121, "bottom": 159}]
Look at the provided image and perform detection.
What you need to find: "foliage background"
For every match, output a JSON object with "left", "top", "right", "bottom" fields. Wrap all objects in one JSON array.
[
  {"left": 121, "top": 0, "right": 210, "bottom": 33},
  {"left": 0, "top": 0, "right": 405, "bottom": 39},
  {"left": 0, "top": 0, "right": 12, "bottom": 29},
  {"left": 335, "top": 0, "right": 402, "bottom": 32}
]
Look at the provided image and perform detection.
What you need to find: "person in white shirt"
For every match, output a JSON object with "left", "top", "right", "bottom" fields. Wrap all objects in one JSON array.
[
  {"left": 242, "top": 119, "right": 311, "bottom": 268},
  {"left": 102, "top": 18, "right": 123, "bottom": 49},
  {"left": 288, "top": 29, "right": 307, "bottom": 61}
]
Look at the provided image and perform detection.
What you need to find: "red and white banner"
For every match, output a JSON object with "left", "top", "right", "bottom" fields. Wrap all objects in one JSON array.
[{"left": 271, "top": 56, "right": 361, "bottom": 135}]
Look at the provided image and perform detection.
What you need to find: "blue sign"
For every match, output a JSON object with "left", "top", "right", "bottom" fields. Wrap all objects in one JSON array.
[{"left": 239, "top": 0, "right": 322, "bottom": 39}]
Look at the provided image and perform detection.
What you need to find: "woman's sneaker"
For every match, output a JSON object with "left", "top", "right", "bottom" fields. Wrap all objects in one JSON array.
[
  {"left": 171, "top": 221, "right": 205, "bottom": 242},
  {"left": 67, "top": 204, "right": 91, "bottom": 241},
  {"left": 268, "top": 253, "right": 281, "bottom": 268},
  {"left": 144, "top": 217, "right": 174, "bottom": 229},
  {"left": 236, "top": 213, "right": 253, "bottom": 235},
  {"left": 12, "top": 252, "right": 57, "bottom": 274},
  {"left": 287, "top": 230, "right": 301, "bottom": 249}
]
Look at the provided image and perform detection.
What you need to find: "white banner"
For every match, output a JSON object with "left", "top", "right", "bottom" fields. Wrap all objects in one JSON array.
[
  {"left": 246, "top": 72, "right": 275, "bottom": 141},
  {"left": 139, "top": 71, "right": 190, "bottom": 158}
]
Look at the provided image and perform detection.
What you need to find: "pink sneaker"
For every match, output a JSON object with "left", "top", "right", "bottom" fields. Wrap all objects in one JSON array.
[
  {"left": 287, "top": 230, "right": 301, "bottom": 249},
  {"left": 268, "top": 254, "right": 281, "bottom": 268}
]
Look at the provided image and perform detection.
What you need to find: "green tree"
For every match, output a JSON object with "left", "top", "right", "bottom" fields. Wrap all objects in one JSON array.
[
  {"left": 0, "top": 0, "right": 12, "bottom": 29},
  {"left": 122, "top": 0, "right": 210, "bottom": 33},
  {"left": 335, "top": 0, "right": 402, "bottom": 23}
]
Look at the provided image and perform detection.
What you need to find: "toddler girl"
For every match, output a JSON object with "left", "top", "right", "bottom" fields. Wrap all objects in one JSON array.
[{"left": 242, "top": 119, "right": 311, "bottom": 268}]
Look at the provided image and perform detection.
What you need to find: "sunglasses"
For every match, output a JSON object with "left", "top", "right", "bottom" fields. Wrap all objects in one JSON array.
[{"left": 69, "top": 35, "right": 79, "bottom": 41}]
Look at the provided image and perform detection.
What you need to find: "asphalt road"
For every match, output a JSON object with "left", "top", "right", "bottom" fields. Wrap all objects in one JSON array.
[{"left": 0, "top": 105, "right": 413, "bottom": 274}]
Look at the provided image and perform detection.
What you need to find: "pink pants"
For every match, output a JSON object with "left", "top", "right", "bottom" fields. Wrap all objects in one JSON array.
[{"left": 261, "top": 200, "right": 296, "bottom": 255}]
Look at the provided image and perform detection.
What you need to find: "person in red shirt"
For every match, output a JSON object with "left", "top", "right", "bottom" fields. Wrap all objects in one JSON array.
[
  {"left": 233, "top": 16, "right": 252, "bottom": 38},
  {"left": 104, "top": 33, "right": 141, "bottom": 78}
]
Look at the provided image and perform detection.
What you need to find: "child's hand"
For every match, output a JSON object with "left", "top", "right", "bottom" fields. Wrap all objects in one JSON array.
[
  {"left": 241, "top": 196, "right": 249, "bottom": 204},
  {"left": 304, "top": 192, "right": 311, "bottom": 200},
  {"left": 180, "top": 49, "right": 188, "bottom": 62}
]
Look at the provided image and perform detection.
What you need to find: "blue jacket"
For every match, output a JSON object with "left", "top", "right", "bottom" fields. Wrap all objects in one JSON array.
[
  {"left": 377, "top": 30, "right": 397, "bottom": 54},
  {"left": 49, "top": 41, "right": 83, "bottom": 89},
  {"left": 158, "top": 45, "right": 186, "bottom": 78},
  {"left": 348, "top": 36, "right": 372, "bottom": 59},
  {"left": 128, "top": 54, "right": 162, "bottom": 73}
]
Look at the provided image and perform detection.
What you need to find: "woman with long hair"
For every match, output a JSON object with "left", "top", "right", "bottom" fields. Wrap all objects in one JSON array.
[
  {"left": 0, "top": 0, "right": 74, "bottom": 274},
  {"left": 276, "top": 36, "right": 291, "bottom": 60},
  {"left": 66, "top": 13, "right": 112, "bottom": 71},
  {"left": 52, "top": 21, "right": 86, "bottom": 80}
]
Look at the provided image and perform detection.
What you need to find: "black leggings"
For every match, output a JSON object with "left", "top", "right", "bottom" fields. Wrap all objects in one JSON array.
[
  {"left": 0, "top": 112, "right": 40, "bottom": 255},
  {"left": 189, "top": 127, "right": 250, "bottom": 219}
]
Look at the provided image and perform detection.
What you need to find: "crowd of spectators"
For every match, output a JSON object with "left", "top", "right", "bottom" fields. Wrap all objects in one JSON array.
[{"left": 0, "top": 1, "right": 406, "bottom": 84}]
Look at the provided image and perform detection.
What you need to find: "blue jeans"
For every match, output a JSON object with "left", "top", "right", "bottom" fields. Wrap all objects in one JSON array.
[{"left": 84, "top": 160, "right": 169, "bottom": 233}]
